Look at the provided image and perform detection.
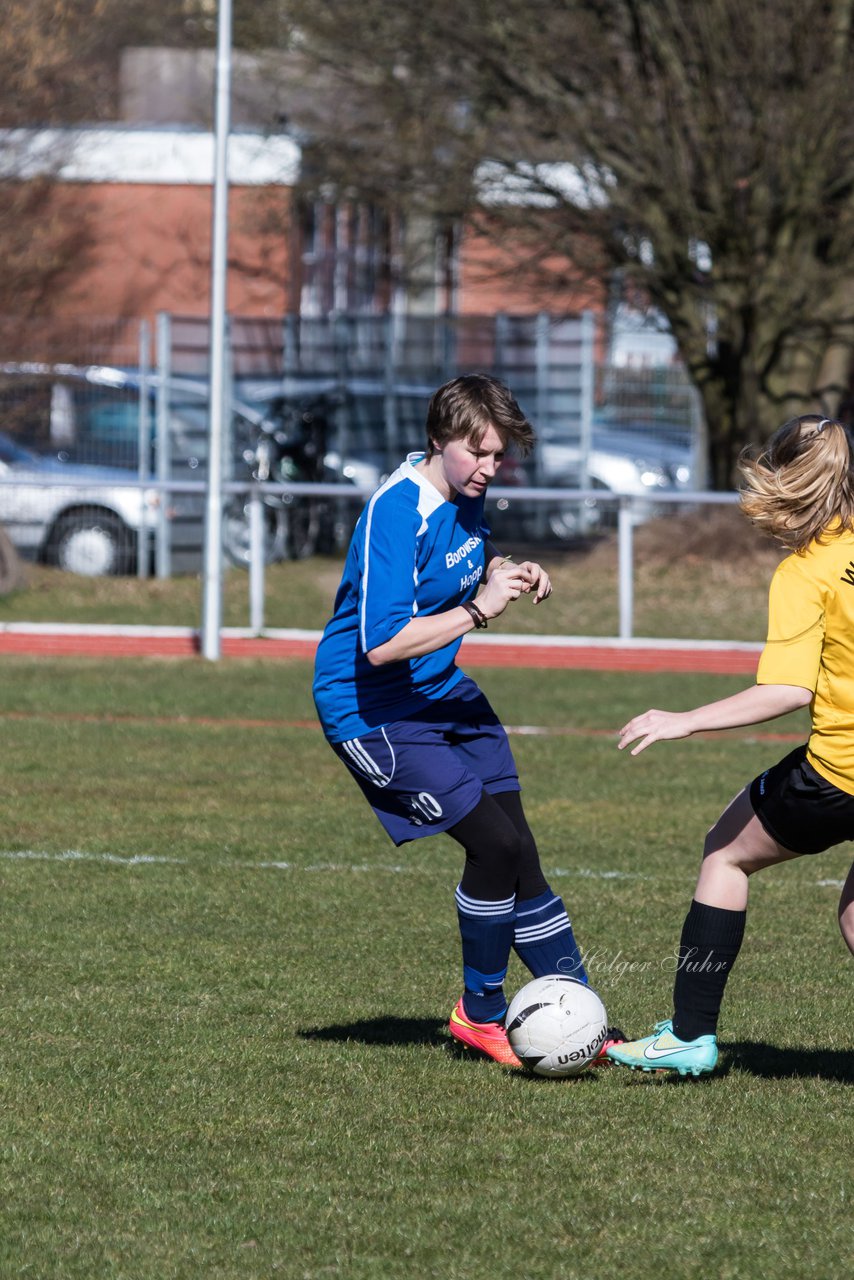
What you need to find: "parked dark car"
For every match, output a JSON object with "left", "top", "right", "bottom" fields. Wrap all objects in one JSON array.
[{"left": 250, "top": 378, "right": 700, "bottom": 541}]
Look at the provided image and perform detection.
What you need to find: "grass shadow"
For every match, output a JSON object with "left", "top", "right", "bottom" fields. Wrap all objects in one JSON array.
[
  {"left": 298, "top": 1015, "right": 444, "bottom": 1048},
  {"left": 725, "top": 1040, "right": 854, "bottom": 1082},
  {"left": 298, "top": 1017, "right": 605, "bottom": 1083}
]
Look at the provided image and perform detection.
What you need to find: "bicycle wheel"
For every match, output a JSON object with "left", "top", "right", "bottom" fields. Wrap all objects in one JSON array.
[{"left": 222, "top": 497, "right": 287, "bottom": 567}]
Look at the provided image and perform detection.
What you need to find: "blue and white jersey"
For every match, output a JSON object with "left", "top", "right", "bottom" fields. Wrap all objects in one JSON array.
[{"left": 313, "top": 454, "right": 490, "bottom": 742}]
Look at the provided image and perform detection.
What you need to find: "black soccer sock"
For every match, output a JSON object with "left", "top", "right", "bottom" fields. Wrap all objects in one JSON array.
[{"left": 671, "top": 899, "right": 746, "bottom": 1041}]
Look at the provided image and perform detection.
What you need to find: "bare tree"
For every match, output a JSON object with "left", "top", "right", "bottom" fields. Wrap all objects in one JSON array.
[
  {"left": 279, "top": 0, "right": 854, "bottom": 485},
  {"left": 0, "top": 1, "right": 225, "bottom": 321}
]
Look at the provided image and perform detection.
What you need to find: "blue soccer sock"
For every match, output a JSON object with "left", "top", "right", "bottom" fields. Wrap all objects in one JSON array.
[
  {"left": 455, "top": 885, "right": 516, "bottom": 1023},
  {"left": 513, "top": 887, "right": 587, "bottom": 983}
]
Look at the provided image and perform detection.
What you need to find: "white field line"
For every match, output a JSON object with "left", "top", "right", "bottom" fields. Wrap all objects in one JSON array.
[
  {"left": 1, "top": 849, "right": 183, "bottom": 865},
  {"left": 0, "top": 848, "right": 843, "bottom": 889},
  {"left": 0, "top": 848, "right": 642, "bottom": 879},
  {"left": 0, "top": 711, "right": 804, "bottom": 745}
]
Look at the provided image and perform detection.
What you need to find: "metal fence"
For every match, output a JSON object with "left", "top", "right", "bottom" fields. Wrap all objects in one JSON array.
[
  {"left": 0, "top": 466, "right": 737, "bottom": 639},
  {"left": 162, "top": 309, "right": 701, "bottom": 468},
  {"left": 0, "top": 311, "right": 705, "bottom": 602},
  {"left": 217, "top": 478, "right": 737, "bottom": 640}
]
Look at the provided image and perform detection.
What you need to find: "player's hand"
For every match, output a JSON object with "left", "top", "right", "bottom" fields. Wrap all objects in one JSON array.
[
  {"left": 515, "top": 560, "right": 552, "bottom": 604},
  {"left": 477, "top": 559, "right": 528, "bottom": 619},
  {"left": 618, "top": 708, "right": 693, "bottom": 756}
]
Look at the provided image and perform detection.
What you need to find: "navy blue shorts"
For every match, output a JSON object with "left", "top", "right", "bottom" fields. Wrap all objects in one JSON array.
[
  {"left": 331, "top": 675, "right": 520, "bottom": 845},
  {"left": 749, "top": 744, "right": 854, "bottom": 854}
]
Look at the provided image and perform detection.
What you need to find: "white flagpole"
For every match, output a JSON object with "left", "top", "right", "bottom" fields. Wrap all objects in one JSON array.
[{"left": 200, "top": 0, "right": 233, "bottom": 660}]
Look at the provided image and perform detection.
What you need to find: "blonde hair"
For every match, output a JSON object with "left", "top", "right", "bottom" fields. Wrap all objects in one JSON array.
[{"left": 739, "top": 415, "right": 854, "bottom": 552}]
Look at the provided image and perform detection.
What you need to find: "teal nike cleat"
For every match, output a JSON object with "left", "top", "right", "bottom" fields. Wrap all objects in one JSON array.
[{"left": 605, "top": 1019, "right": 718, "bottom": 1077}]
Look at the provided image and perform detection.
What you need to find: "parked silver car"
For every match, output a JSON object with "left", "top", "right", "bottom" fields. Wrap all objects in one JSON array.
[
  {"left": 532, "top": 421, "right": 698, "bottom": 539},
  {"left": 0, "top": 432, "right": 162, "bottom": 575}
]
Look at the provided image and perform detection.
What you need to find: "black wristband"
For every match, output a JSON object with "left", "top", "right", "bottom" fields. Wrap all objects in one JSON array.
[{"left": 462, "top": 600, "right": 488, "bottom": 629}]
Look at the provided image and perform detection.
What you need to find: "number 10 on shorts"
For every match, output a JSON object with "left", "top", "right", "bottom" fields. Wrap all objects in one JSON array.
[{"left": 406, "top": 792, "right": 444, "bottom": 824}]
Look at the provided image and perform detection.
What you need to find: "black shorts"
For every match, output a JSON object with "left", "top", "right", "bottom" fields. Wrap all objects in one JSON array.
[{"left": 749, "top": 745, "right": 854, "bottom": 854}]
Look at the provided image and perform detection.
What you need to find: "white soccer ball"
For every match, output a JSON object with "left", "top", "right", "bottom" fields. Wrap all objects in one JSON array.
[{"left": 505, "top": 974, "right": 608, "bottom": 1077}]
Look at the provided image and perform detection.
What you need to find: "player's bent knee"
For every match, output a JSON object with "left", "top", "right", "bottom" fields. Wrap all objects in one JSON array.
[
  {"left": 460, "top": 825, "right": 525, "bottom": 900},
  {"left": 838, "top": 888, "right": 854, "bottom": 958},
  {"left": 488, "top": 824, "right": 526, "bottom": 881}
]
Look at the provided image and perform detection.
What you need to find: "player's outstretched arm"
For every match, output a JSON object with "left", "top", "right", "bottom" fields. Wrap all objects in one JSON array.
[{"left": 618, "top": 683, "right": 812, "bottom": 756}]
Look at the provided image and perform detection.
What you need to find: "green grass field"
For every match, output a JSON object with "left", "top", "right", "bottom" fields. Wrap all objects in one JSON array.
[{"left": 0, "top": 657, "right": 849, "bottom": 1279}]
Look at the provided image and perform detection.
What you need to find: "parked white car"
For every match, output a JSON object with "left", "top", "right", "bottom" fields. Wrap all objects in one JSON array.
[{"left": 0, "top": 432, "right": 162, "bottom": 575}]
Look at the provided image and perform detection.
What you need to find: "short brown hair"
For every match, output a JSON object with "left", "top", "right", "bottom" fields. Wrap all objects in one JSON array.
[{"left": 424, "top": 374, "right": 535, "bottom": 458}]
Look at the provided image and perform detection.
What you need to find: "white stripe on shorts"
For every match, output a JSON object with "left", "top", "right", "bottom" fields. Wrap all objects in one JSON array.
[{"left": 341, "top": 735, "right": 393, "bottom": 787}]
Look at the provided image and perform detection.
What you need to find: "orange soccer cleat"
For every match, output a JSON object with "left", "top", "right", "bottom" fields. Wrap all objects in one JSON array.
[{"left": 449, "top": 998, "right": 522, "bottom": 1067}]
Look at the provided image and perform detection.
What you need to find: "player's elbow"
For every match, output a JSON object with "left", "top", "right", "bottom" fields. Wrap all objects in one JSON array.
[{"left": 365, "top": 622, "right": 411, "bottom": 666}]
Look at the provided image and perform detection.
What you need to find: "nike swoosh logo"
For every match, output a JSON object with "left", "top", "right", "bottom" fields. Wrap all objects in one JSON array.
[{"left": 643, "top": 1042, "right": 698, "bottom": 1059}]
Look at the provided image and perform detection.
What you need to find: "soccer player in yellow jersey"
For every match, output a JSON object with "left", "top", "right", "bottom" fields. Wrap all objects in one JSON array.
[{"left": 607, "top": 414, "right": 854, "bottom": 1076}]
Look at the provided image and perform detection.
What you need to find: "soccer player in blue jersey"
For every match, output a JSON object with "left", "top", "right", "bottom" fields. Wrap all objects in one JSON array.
[{"left": 313, "top": 374, "right": 624, "bottom": 1067}]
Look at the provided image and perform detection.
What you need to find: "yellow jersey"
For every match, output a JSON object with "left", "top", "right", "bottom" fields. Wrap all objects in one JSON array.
[{"left": 757, "top": 526, "right": 854, "bottom": 794}]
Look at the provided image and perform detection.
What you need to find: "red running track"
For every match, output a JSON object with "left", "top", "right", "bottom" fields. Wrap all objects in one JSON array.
[{"left": 0, "top": 628, "right": 762, "bottom": 674}]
